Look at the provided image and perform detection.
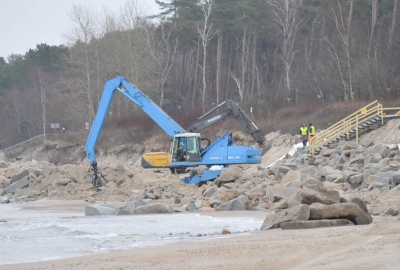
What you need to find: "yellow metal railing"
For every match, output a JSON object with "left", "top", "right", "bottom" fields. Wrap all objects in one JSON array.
[{"left": 310, "top": 101, "right": 384, "bottom": 156}]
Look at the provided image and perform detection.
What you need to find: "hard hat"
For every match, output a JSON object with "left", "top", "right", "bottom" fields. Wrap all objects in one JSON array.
[{"left": 302, "top": 124, "right": 305, "bottom": 126}]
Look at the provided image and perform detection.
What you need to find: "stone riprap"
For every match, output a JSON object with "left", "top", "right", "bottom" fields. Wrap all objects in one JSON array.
[{"left": 0, "top": 130, "right": 399, "bottom": 231}]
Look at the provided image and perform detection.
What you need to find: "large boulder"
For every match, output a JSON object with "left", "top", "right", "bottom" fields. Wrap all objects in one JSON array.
[
  {"left": 135, "top": 203, "right": 174, "bottom": 214},
  {"left": 52, "top": 178, "right": 71, "bottom": 187},
  {"left": 0, "top": 176, "right": 8, "bottom": 188},
  {"left": 373, "top": 144, "right": 390, "bottom": 158},
  {"left": 85, "top": 203, "right": 119, "bottom": 216},
  {"left": 280, "top": 219, "right": 354, "bottom": 230},
  {"left": 309, "top": 203, "right": 372, "bottom": 225},
  {"left": 202, "top": 186, "right": 218, "bottom": 197},
  {"left": 281, "top": 170, "right": 302, "bottom": 185},
  {"left": 186, "top": 201, "right": 197, "bottom": 212},
  {"left": 300, "top": 186, "right": 340, "bottom": 205},
  {"left": 246, "top": 184, "right": 266, "bottom": 199},
  {"left": 216, "top": 166, "right": 243, "bottom": 183},
  {"left": 340, "top": 195, "right": 373, "bottom": 224},
  {"left": 10, "top": 170, "right": 29, "bottom": 184},
  {"left": 5, "top": 176, "right": 29, "bottom": 193},
  {"left": 267, "top": 185, "right": 299, "bottom": 203},
  {"left": 261, "top": 204, "right": 310, "bottom": 230},
  {"left": 121, "top": 199, "right": 152, "bottom": 214},
  {"left": 364, "top": 153, "right": 382, "bottom": 165},
  {"left": 215, "top": 195, "right": 249, "bottom": 211}
]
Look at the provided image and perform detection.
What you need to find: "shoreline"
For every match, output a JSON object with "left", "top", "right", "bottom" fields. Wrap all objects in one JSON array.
[
  {"left": 2, "top": 216, "right": 400, "bottom": 270},
  {"left": 0, "top": 229, "right": 262, "bottom": 266},
  {"left": 1, "top": 199, "right": 400, "bottom": 269},
  {"left": 1, "top": 199, "right": 269, "bottom": 268}
]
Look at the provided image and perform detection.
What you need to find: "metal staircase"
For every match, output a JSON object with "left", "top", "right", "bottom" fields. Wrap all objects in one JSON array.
[{"left": 310, "top": 101, "right": 400, "bottom": 156}]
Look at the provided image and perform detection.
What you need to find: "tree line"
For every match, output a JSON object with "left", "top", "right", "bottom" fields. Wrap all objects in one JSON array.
[{"left": 0, "top": 0, "right": 399, "bottom": 148}]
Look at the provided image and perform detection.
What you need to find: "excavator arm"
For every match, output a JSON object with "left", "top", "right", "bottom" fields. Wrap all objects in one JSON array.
[
  {"left": 85, "top": 76, "right": 186, "bottom": 186},
  {"left": 187, "top": 100, "right": 264, "bottom": 145}
]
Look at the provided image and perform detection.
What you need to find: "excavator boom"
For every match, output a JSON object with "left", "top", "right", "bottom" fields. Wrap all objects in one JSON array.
[
  {"left": 187, "top": 100, "right": 264, "bottom": 145},
  {"left": 85, "top": 77, "right": 185, "bottom": 163}
]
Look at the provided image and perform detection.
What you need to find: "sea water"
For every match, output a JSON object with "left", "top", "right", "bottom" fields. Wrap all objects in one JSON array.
[{"left": 0, "top": 204, "right": 264, "bottom": 265}]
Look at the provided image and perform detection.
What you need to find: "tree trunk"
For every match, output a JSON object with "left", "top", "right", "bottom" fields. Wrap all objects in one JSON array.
[
  {"left": 347, "top": 0, "right": 354, "bottom": 101},
  {"left": 38, "top": 70, "right": 46, "bottom": 136},
  {"left": 318, "top": 13, "right": 326, "bottom": 60},
  {"left": 241, "top": 26, "right": 247, "bottom": 107},
  {"left": 251, "top": 33, "right": 257, "bottom": 102},
  {"left": 85, "top": 46, "right": 94, "bottom": 123},
  {"left": 216, "top": 31, "right": 222, "bottom": 106},
  {"left": 191, "top": 38, "right": 200, "bottom": 109},
  {"left": 388, "top": 0, "right": 398, "bottom": 51},
  {"left": 201, "top": 42, "right": 207, "bottom": 112},
  {"left": 369, "top": 0, "right": 378, "bottom": 55}
]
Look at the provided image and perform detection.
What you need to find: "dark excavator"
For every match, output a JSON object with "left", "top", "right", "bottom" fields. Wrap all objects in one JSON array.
[{"left": 187, "top": 100, "right": 266, "bottom": 147}]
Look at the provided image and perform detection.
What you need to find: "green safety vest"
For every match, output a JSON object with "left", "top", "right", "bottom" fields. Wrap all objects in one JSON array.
[
  {"left": 309, "top": 125, "right": 315, "bottom": 136},
  {"left": 300, "top": 126, "right": 308, "bottom": 136}
]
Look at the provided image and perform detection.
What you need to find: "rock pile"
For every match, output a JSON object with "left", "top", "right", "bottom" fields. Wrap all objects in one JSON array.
[
  {"left": 80, "top": 139, "right": 400, "bottom": 231},
  {"left": 1, "top": 130, "right": 400, "bottom": 231}
]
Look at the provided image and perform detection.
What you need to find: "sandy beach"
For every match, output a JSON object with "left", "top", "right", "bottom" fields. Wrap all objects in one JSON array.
[{"left": 1, "top": 200, "right": 400, "bottom": 270}]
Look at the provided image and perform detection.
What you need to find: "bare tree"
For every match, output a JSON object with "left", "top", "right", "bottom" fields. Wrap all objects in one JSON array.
[
  {"left": 146, "top": 22, "right": 178, "bottom": 107},
  {"left": 266, "top": 0, "right": 306, "bottom": 100},
  {"left": 230, "top": 72, "right": 244, "bottom": 103},
  {"left": 328, "top": 0, "right": 354, "bottom": 100},
  {"left": 63, "top": 4, "right": 100, "bottom": 123},
  {"left": 197, "top": 0, "right": 216, "bottom": 113}
]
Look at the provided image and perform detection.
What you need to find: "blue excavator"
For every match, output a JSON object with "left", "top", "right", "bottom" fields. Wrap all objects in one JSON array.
[{"left": 85, "top": 76, "right": 262, "bottom": 187}]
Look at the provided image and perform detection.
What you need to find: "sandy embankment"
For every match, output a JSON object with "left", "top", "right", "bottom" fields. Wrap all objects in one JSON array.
[{"left": 2, "top": 200, "right": 400, "bottom": 270}]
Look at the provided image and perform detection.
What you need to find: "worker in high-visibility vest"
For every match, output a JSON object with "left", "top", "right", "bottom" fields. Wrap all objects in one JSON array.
[
  {"left": 308, "top": 123, "right": 316, "bottom": 144},
  {"left": 300, "top": 124, "right": 308, "bottom": 147}
]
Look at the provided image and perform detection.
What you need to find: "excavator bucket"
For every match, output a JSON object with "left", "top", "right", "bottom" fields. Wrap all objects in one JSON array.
[{"left": 182, "top": 167, "right": 224, "bottom": 184}]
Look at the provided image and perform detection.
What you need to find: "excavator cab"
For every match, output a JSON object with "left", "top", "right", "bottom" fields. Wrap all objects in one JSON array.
[
  {"left": 141, "top": 133, "right": 202, "bottom": 169},
  {"left": 171, "top": 133, "right": 201, "bottom": 162}
]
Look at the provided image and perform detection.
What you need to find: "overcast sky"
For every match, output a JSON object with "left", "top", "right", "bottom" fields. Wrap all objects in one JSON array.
[{"left": 0, "top": 0, "right": 160, "bottom": 59}]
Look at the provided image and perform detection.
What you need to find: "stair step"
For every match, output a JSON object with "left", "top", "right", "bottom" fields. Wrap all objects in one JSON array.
[{"left": 317, "top": 113, "right": 382, "bottom": 148}]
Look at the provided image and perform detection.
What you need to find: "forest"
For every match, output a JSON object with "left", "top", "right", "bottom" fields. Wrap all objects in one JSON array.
[{"left": 0, "top": 0, "right": 399, "bottom": 149}]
